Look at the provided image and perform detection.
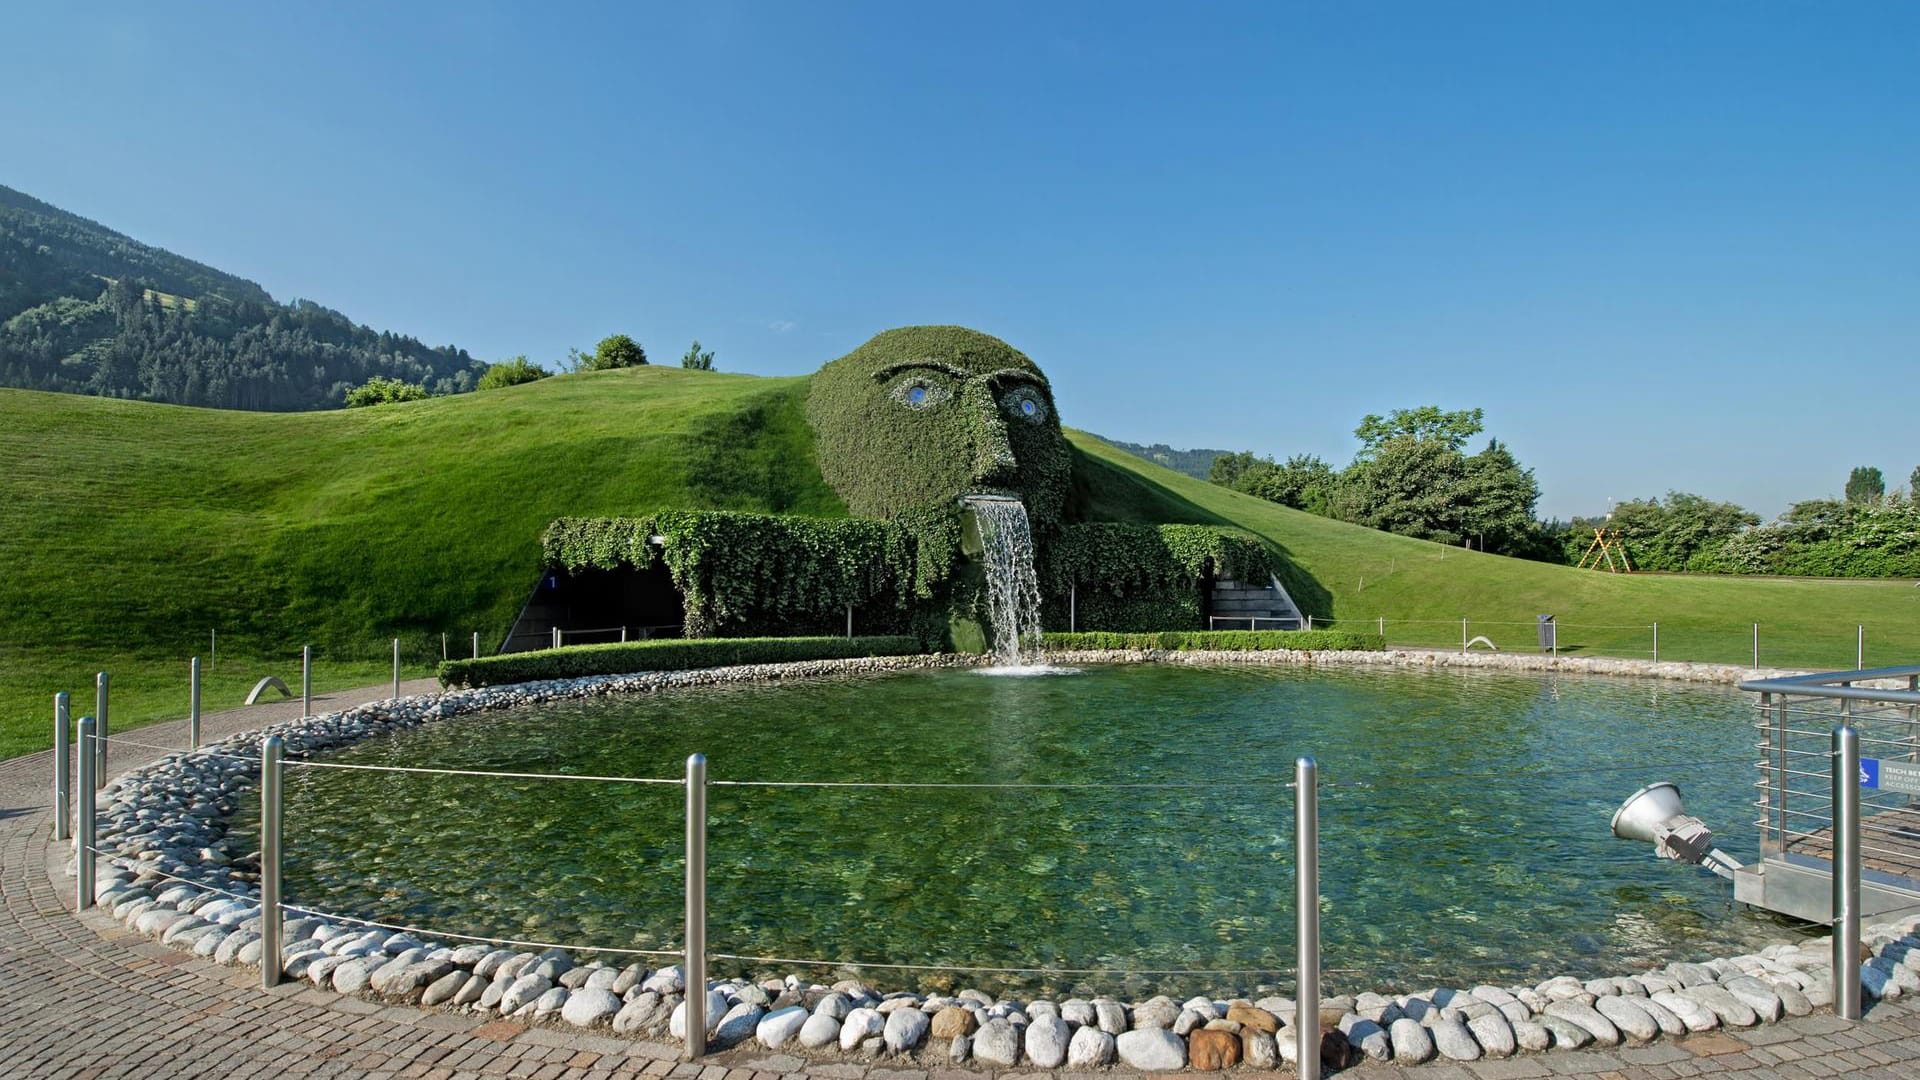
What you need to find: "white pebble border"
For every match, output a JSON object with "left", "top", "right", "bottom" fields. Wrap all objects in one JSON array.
[{"left": 70, "top": 648, "right": 1911, "bottom": 1069}]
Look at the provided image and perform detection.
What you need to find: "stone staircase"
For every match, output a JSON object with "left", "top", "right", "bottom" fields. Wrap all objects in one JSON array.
[{"left": 1208, "top": 575, "right": 1305, "bottom": 631}]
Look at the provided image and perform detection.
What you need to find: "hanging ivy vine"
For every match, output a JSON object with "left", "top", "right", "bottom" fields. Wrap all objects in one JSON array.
[{"left": 542, "top": 509, "right": 960, "bottom": 640}]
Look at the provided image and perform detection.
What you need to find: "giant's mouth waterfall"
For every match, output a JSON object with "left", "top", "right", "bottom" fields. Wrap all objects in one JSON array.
[{"left": 962, "top": 495, "right": 1045, "bottom": 667}]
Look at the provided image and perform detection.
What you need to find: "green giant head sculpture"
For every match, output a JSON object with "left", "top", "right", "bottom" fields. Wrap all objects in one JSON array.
[{"left": 807, "top": 326, "right": 1073, "bottom": 529}]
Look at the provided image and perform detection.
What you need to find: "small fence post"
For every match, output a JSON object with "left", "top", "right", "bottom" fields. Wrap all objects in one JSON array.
[
  {"left": 1377, "top": 615, "right": 1384, "bottom": 640},
  {"left": 1652, "top": 622, "right": 1659, "bottom": 663},
  {"left": 1752, "top": 623, "right": 1759, "bottom": 670},
  {"left": 392, "top": 637, "right": 402, "bottom": 699},
  {"left": 94, "top": 672, "right": 109, "bottom": 788},
  {"left": 261, "top": 734, "right": 284, "bottom": 988},
  {"left": 1305, "top": 615, "right": 1313, "bottom": 631},
  {"left": 685, "top": 753, "right": 708, "bottom": 1060},
  {"left": 1296, "top": 755, "right": 1321, "bottom": 1080},
  {"left": 1069, "top": 583, "right": 1076, "bottom": 633},
  {"left": 301, "top": 646, "right": 312, "bottom": 719},
  {"left": 1833, "top": 724, "right": 1861, "bottom": 1020},
  {"left": 442, "top": 632, "right": 448, "bottom": 660},
  {"left": 189, "top": 657, "right": 202, "bottom": 750},
  {"left": 1461, "top": 618, "right": 1469, "bottom": 653},
  {"left": 53, "top": 693, "right": 71, "bottom": 842},
  {"left": 1857, "top": 625, "right": 1864, "bottom": 670},
  {"left": 846, "top": 605, "right": 853, "bottom": 640},
  {"left": 77, "top": 715, "right": 96, "bottom": 909},
  {"left": 621, "top": 626, "right": 629, "bottom": 642},
  {"left": 472, "top": 631, "right": 479, "bottom": 659}
]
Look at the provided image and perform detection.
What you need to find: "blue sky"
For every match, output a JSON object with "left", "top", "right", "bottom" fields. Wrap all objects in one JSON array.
[{"left": 5, "top": 2, "right": 1915, "bottom": 519}]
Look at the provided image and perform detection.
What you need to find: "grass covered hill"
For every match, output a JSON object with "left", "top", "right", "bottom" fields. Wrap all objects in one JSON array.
[
  {"left": 0, "top": 183, "right": 481, "bottom": 409},
  {"left": 3, "top": 368, "right": 1916, "bottom": 756}
]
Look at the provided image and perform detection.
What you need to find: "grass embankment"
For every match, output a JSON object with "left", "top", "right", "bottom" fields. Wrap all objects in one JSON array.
[
  {"left": 5, "top": 370, "right": 1916, "bottom": 757},
  {"left": 0, "top": 367, "right": 843, "bottom": 757},
  {"left": 1071, "top": 434, "right": 1920, "bottom": 670}
]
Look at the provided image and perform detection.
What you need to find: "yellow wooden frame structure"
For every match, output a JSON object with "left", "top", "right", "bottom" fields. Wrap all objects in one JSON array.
[{"left": 1577, "top": 526, "right": 1633, "bottom": 572}]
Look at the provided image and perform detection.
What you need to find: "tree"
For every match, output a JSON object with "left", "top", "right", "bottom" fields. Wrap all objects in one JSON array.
[
  {"left": 1208, "top": 450, "right": 1271, "bottom": 490},
  {"left": 476, "top": 356, "right": 551, "bottom": 390},
  {"left": 1353, "top": 406, "right": 1485, "bottom": 457},
  {"left": 1912, "top": 465, "right": 1920, "bottom": 499},
  {"left": 1245, "top": 454, "right": 1337, "bottom": 515},
  {"left": 1331, "top": 436, "right": 1470, "bottom": 545},
  {"left": 1846, "top": 466, "right": 1886, "bottom": 505},
  {"left": 1607, "top": 492, "right": 1759, "bottom": 571},
  {"left": 342, "top": 375, "right": 429, "bottom": 407},
  {"left": 568, "top": 334, "right": 647, "bottom": 371},
  {"left": 680, "top": 339, "right": 716, "bottom": 370},
  {"left": 1456, "top": 439, "right": 1542, "bottom": 553}
]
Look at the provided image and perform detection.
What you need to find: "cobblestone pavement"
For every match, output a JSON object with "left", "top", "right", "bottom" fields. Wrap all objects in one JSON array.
[{"left": 4, "top": 682, "right": 1920, "bottom": 1078}]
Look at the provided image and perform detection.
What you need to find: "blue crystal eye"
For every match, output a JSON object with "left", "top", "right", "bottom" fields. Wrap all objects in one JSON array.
[
  {"left": 891, "top": 377, "right": 950, "bottom": 410},
  {"left": 1000, "top": 386, "right": 1048, "bottom": 424}
]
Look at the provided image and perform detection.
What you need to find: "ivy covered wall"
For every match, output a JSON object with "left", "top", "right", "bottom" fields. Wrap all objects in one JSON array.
[
  {"left": 542, "top": 510, "right": 958, "bottom": 642},
  {"left": 1039, "top": 523, "right": 1275, "bottom": 632}
]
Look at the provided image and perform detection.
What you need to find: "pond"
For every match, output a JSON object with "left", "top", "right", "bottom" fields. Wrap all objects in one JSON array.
[{"left": 269, "top": 664, "right": 1800, "bottom": 996}]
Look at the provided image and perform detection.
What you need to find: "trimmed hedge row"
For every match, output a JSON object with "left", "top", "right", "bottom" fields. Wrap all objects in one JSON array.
[
  {"left": 438, "top": 636, "right": 925, "bottom": 689},
  {"left": 1042, "top": 630, "right": 1383, "bottom": 652}
]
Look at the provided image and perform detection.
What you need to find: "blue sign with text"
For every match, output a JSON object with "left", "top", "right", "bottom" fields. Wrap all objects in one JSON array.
[{"left": 1861, "top": 757, "right": 1880, "bottom": 788}]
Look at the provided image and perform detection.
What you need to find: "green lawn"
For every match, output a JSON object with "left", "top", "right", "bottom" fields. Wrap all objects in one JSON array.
[{"left": 4, "top": 371, "right": 1915, "bottom": 759}]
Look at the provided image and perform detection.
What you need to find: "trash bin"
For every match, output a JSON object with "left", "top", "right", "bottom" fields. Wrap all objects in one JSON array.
[{"left": 1537, "top": 614, "right": 1557, "bottom": 653}]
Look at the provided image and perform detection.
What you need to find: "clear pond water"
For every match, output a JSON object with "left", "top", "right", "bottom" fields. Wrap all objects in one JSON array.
[{"left": 271, "top": 664, "right": 1802, "bottom": 996}]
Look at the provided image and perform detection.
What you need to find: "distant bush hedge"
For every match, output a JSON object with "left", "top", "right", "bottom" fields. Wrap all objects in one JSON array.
[
  {"left": 1042, "top": 630, "right": 1382, "bottom": 652},
  {"left": 438, "top": 635, "right": 924, "bottom": 688}
]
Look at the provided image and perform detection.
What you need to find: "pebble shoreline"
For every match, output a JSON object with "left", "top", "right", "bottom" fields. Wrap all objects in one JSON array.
[{"left": 70, "top": 648, "right": 1920, "bottom": 1070}]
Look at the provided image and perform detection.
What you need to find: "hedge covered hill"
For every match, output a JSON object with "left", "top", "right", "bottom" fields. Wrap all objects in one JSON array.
[
  {"left": 5, "top": 364, "right": 1919, "bottom": 754},
  {"left": 0, "top": 184, "right": 482, "bottom": 409}
]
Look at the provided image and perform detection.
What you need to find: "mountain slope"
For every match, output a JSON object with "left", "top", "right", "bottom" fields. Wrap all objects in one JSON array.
[{"left": 0, "top": 183, "right": 481, "bottom": 409}]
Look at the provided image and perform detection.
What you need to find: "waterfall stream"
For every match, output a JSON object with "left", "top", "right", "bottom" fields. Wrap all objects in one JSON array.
[{"left": 962, "top": 495, "right": 1046, "bottom": 667}]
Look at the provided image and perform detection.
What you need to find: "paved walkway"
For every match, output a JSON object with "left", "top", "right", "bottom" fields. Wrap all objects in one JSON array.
[{"left": 4, "top": 682, "right": 1920, "bottom": 1078}]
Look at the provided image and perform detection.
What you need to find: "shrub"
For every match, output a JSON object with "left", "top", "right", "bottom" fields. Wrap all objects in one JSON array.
[
  {"left": 438, "top": 635, "right": 924, "bottom": 688},
  {"left": 573, "top": 333, "right": 647, "bottom": 370},
  {"left": 1043, "top": 630, "right": 1383, "bottom": 652},
  {"left": 342, "top": 376, "right": 429, "bottom": 407},
  {"left": 476, "top": 356, "right": 551, "bottom": 390}
]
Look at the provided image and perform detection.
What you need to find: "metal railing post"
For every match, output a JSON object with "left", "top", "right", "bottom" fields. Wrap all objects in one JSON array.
[
  {"left": 1752, "top": 623, "right": 1759, "bottom": 670},
  {"left": 846, "top": 605, "right": 853, "bottom": 640},
  {"left": 1652, "top": 622, "right": 1659, "bottom": 663},
  {"left": 53, "top": 693, "right": 71, "bottom": 842},
  {"left": 1377, "top": 615, "right": 1384, "bottom": 639},
  {"left": 1461, "top": 618, "right": 1469, "bottom": 653},
  {"left": 685, "top": 753, "right": 708, "bottom": 1060},
  {"left": 553, "top": 626, "right": 561, "bottom": 650},
  {"left": 392, "top": 637, "right": 402, "bottom": 699},
  {"left": 441, "top": 632, "right": 448, "bottom": 660},
  {"left": 1296, "top": 755, "right": 1320, "bottom": 1080},
  {"left": 1857, "top": 625, "right": 1864, "bottom": 670},
  {"left": 94, "top": 671, "right": 109, "bottom": 788},
  {"left": 472, "top": 631, "right": 479, "bottom": 659},
  {"left": 189, "top": 656, "right": 202, "bottom": 750},
  {"left": 1305, "top": 615, "right": 1314, "bottom": 631},
  {"left": 1069, "top": 583, "right": 1076, "bottom": 633},
  {"left": 77, "top": 715, "right": 96, "bottom": 909},
  {"left": 1833, "top": 724, "right": 1861, "bottom": 1020},
  {"left": 261, "top": 735, "right": 284, "bottom": 988}
]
